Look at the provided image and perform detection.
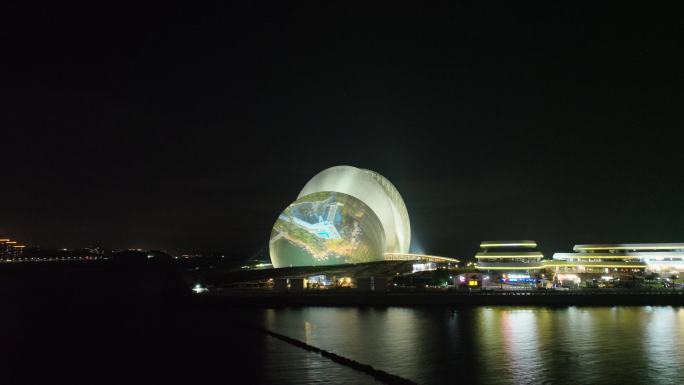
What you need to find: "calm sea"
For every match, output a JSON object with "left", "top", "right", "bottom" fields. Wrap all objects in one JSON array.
[{"left": 246, "top": 306, "right": 684, "bottom": 385}]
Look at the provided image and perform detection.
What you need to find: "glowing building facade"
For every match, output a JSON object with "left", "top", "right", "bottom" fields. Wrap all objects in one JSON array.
[
  {"left": 383, "top": 253, "right": 459, "bottom": 264},
  {"left": 269, "top": 166, "right": 411, "bottom": 268},
  {"left": 475, "top": 240, "right": 544, "bottom": 274},
  {"left": 550, "top": 243, "right": 684, "bottom": 274},
  {"left": 0, "top": 239, "right": 24, "bottom": 261}
]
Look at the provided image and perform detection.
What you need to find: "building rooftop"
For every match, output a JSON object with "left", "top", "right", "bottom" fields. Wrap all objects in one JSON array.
[
  {"left": 480, "top": 241, "right": 537, "bottom": 249},
  {"left": 383, "top": 253, "right": 459, "bottom": 263},
  {"left": 574, "top": 243, "right": 684, "bottom": 252},
  {"left": 476, "top": 251, "right": 543, "bottom": 258}
]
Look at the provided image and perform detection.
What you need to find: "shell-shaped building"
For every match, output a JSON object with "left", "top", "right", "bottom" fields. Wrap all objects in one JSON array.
[{"left": 269, "top": 166, "right": 411, "bottom": 268}]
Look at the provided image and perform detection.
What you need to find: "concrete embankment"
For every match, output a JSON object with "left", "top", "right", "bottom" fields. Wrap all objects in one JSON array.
[{"left": 197, "top": 290, "right": 684, "bottom": 307}]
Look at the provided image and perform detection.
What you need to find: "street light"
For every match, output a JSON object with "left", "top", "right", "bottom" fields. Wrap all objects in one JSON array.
[
  {"left": 5, "top": 241, "right": 16, "bottom": 260},
  {"left": 13, "top": 245, "right": 25, "bottom": 260}
]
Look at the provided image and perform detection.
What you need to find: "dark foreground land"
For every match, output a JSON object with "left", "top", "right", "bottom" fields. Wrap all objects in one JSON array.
[
  {"left": 3, "top": 260, "right": 684, "bottom": 385},
  {"left": 0, "top": 260, "right": 285, "bottom": 385}
]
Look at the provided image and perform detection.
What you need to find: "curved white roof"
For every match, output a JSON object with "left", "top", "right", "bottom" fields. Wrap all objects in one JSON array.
[{"left": 298, "top": 165, "right": 411, "bottom": 254}]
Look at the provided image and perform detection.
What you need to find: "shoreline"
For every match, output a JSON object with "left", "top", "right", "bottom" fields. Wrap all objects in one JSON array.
[{"left": 196, "top": 290, "right": 684, "bottom": 307}]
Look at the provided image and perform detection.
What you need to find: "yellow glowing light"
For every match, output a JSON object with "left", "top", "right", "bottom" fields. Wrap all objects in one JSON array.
[
  {"left": 555, "top": 255, "right": 643, "bottom": 259},
  {"left": 574, "top": 243, "right": 684, "bottom": 251},
  {"left": 383, "top": 253, "right": 460, "bottom": 263},
  {"left": 475, "top": 265, "right": 543, "bottom": 270},
  {"left": 544, "top": 261, "right": 647, "bottom": 269},
  {"left": 480, "top": 241, "right": 537, "bottom": 248},
  {"left": 468, "top": 280, "right": 478, "bottom": 286}
]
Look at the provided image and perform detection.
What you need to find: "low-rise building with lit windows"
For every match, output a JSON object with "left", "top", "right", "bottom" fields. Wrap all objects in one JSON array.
[
  {"left": 383, "top": 252, "right": 459, "bottom": 264},
  {"left": 384, "top": 252, "right": 460, "bottom": 273},
  {"left": 0, "top": 239, "right": 24, "bottom": 261},
  {"left": 549, "top": 243, "right": 684, "bottom": 275},
  {"left": 474, "top": 241, "right": 544, "bottom": 284}
]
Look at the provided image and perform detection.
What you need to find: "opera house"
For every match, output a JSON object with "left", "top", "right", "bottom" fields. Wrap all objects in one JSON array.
[
  {"left": 266, "top": 165, "right": 684, "bottom": 289},
  {"left": 269, "top": 165, "right": 412, "bottom": 268}
]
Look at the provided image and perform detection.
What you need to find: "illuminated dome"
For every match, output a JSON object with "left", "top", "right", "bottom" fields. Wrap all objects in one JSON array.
[
  {"left": 269, "top": 192, "right": 385, "bottom": 268},
  {"left": 298, "top": 166, "right": 410, "bottom": 254},
  {"left": 269, "top": 166, "right": 411, "bottom": 268}
]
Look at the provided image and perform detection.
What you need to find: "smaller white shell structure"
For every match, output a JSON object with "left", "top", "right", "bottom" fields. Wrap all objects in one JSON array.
[{"left": 268, "top": 165, "right": 411, "bottom": 268}]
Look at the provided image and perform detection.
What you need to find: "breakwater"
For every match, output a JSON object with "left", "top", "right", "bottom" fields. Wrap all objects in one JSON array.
[{"left": 256, "top": 326, "right": 417, "bottom": 385}]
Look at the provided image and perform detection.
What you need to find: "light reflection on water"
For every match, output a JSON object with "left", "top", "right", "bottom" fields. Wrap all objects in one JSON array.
[{"left": 258, "top": 307, "right": 684, "bottom": 385}]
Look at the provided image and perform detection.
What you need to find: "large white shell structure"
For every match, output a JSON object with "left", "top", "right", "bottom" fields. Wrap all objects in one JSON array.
[{"left": 298, "top": 166, "right": 411, "bottom": 254}]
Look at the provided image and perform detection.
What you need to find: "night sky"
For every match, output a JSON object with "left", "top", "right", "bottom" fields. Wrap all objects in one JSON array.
[{"left": 2, "top": 2, "right": 684, "bottom": 260}]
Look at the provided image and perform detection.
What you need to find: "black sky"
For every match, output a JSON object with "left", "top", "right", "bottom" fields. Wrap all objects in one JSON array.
[{"left": 2, "top": 2, "right": 684, "bottom": 259}]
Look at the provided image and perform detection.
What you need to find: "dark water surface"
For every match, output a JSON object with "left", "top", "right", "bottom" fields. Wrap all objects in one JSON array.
[
  {"left": 253, "top": 306, "right": 684, "bottom": 385},
  {"left": 4, "top": 263, "right": 684, "bottom": 384}
]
